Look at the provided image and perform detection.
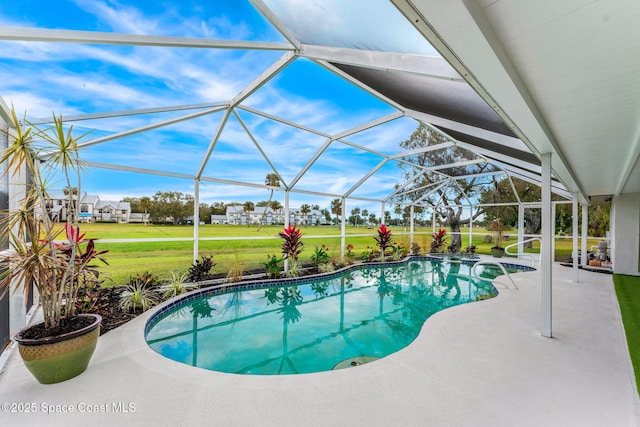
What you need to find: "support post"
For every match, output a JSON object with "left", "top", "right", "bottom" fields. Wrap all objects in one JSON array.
[
  {"left": 468, "top": 205, "right": 473, "bottom": 247},
  {"left": 517, "top": 203, "right": 525, "bottom": 258},
  {"left": 341, "top": 198, "right": 346, "bottom": 257},
  {"left": 551, "top": 202, "right": 556, "bottom": 261},
  {"left": 541, "top": 153, "right": 553, "bottom": 338},
  {"left": 284, "top": 190, "right": 289, "bottom": 272},
  {"left": 581, "top": 204, "right": 588, "bottom": 267},
  {"left": 380, "top": 202, "right": 385, "bottom": 225},
  {"left": 193, "top": 179, "right": 200, "bottom": 263},
  {"left": 572, "top": 193, "right": 579, "bottom": 282},
  {"left": 410, "top": 205, "right": 415, "bottom": 248}
]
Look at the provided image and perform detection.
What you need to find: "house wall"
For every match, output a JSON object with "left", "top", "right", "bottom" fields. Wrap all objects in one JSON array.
[{"left": 611, "top": 192, "right": 640, "bottom": 276}]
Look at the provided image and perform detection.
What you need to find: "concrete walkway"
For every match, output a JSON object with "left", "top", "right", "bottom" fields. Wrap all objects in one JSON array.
[{"left": 1, "top": 261, "right": 638, "bottom": 426}]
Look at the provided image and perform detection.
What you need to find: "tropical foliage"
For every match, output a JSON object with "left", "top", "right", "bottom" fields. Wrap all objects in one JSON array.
[
  {"left": 374, "top": 224, "right": 393, "bottom": 257},
  {"left": 430, "top": 228, "right": 447, "bottom": 253},
  {"left": 0, "top": 108, "right": 108, "bottom": 331},
  {"left": 279, "top": 225, "right": 304, "bottom": 261}
]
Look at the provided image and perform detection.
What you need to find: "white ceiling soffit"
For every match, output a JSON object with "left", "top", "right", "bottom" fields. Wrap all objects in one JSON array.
[{"left": 392, "top": 0, "right": 640, "bottom": 201}]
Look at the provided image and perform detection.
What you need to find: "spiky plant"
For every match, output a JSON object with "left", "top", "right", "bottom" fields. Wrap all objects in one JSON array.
[
  {"left": 373, "top": 224, "right": 393, "bottom": 257},
  {"left": 0, "top": 107, "right": 107, "bottom": 332}
]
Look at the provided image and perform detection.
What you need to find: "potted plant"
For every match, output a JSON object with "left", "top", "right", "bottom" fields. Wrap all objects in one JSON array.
[
  {"left": 0, "top": 107, "right": 108, "bottom": 384},
  {"left": 489, "top": 219, "right": 506, "bottom": 258}
]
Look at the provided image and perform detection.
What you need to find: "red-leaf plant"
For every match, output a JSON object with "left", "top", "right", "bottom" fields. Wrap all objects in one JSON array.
[
  {"left": 374, "top": 224, "right": 393, "bottom": 257},
  {"left": 60, "top": 224, "right": 109, "bottom": 313},
  {"left": 279, "top": 225, "right": 304, "bottom": 261},
  {"left": 430, "top": 228, "right": 447, "bottom": 253}
]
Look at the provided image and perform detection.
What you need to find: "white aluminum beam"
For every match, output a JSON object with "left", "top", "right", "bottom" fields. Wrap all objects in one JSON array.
[
  {"left": 344, "top": 159, "right": 389, "bottom": 198},
  {"left": 232, "top": 110, "right": 287, "bottom": 187},
  {"left": 0, "top": 26, "right": 292, "bottom": 51},
  {"left": 84, "top": 161, "right": 194, "bottom": 180},
  {"left": 248, "top": 0, "right": 302, "bottom": 50},
  {"left": 196, "top": 109, "right": 232, "bottom": 179},
  {"left": 230, "top": 52, "right": 296, "bottom": 107},
  {"left": 300, "top": 45, "right": 464, "bottom": 82},
  {"left": 29, "top": 102, "right": 227, "bottom": 125},
  {"left": 289, "top": 138, "right": 333, "bottom": 188},
  {"left": 74, "top": 106, "right": 225, "bottom": 150},
  {"left": 237, "top": 105, "right": 331, "bottom": 138},
  {"left": 615, "top": 130, "right": 640, "bottom": 195}
]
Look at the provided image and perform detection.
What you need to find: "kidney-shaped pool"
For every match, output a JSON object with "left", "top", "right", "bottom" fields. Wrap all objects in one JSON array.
[{"left": 145, "top": 258, "right": 534, "bottom": 375}]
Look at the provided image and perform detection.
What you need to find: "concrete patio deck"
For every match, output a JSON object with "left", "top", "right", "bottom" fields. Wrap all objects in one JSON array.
[{"left": 1, "top": 260, "right": 638, "bottom": 426}]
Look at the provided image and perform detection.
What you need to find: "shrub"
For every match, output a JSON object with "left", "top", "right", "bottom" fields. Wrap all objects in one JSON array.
[
  {"left": 187, "top": 255, "right": 215, "bottom": 283},
  {"left": 159, "top": 271, "right": 196, "bottom": 300},
  {"left": 345, "top": 244, "right": 355, "bottom": 258},
  {"left": 263, "top": 254, "right": 282, "bottom": 279},
  {"left": 286, "top": 260, "right": 300, "bottom": 278},
  {"left": 318, "top": 263, "right": 335, "bottom": 273},
  {"left": 226, "top": 250, "right": 244, "bottom": 283},
  {"left": 119, "top": 280, "right": 160, "bottom": 312},
  {"left": 311, "top": 245, "right": 330, "bottom": 267},
  {"left": 430, "top": 229, "right": 447, "bottom": 253},
  {"left": 410, "top": 242, "right": 422, "bottom": 256}
]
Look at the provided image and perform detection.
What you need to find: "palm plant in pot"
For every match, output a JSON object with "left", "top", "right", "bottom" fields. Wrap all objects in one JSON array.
[
  {"left": 489, "top": 218, "right": 506, "bottom": 258},
  {"left": 0, "top": 107, "right": 108, "bottom": 384}
]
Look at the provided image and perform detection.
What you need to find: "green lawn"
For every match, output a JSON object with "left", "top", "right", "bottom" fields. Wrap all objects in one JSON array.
[
  {"left": 613, "top": 274, "right": 640, "bottom": 395},
  {"left": 74, "top": 223, "right": 601, "bottom": 285}
]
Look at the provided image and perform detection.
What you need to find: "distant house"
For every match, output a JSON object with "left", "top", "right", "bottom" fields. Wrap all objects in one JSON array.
[
  {"left": 224, "top": 206, "right": 327, "bottom": 226},
  {"left": 46, "top": 192, "right": 131, "bottom": 223},
  {"left": 129, "top": 212, "right": 150, "bottom": 223},
  {"left": 210, "top": 215, "right": 228, "bottom": 224}
]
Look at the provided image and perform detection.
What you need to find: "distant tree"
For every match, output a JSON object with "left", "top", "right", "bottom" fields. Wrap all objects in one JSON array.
[
  {"left": 140, "top": 196, "right": 151, "bottom": 226},
  {"left": 362, "top": 209, "right": 369, "bottom": 225},
  {"left": 321, "top": 208, "right": 331, "bottom": 223},
  {"left": 398, "top": 123, "right": 490, "bottom": 251},
  {"left": 330, "top": 199, "right": 342, "bottom": 227},
  {"left": 243, "top": 201, "right": 255, "bottom": 227},
  {"left": 588, "top": 202, "right": 610, "bottom": 237},
  {"left": 121, "top": 196, "right": 140, "bottom": 213},
  {"left": 394, "top": 204, "right": 402, "bottom": 226},
  {"left": 369, "top": 213, "right": 377, "bottom": 225},
  {"left": 210, "top": 201, "right": 226, "bottom": 215},
  {"left": 351, "top": 207, "right": 361, "bottom": 227},
  {"left": 384, "top": 211, "right": 391, "bottom": 224},
  {"left": 311, "top": 204, "right": 320, "bottom": 210},
  {"left": 63, "top": 186, "right": 78, "bottom": 196},
  {"left": 257, "top": 173, "right": 281, "bottom": 231},
  {"left": 300, "top": 204, "right": 311, "bottom": 227},
  {"left": 199, "top": 203, "right": 212, "bottom": 223},
  {"left": 150, "top": 191, "right": 190, "bottom": 224}
]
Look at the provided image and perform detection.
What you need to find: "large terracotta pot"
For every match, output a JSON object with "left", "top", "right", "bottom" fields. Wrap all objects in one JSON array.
[{"left": 13, "top": 314, "right": 101, "bottom": 384}]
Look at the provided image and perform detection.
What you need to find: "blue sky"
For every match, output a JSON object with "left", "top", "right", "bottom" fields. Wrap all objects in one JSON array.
[{"left": 0, "top": 0, "right": 440, "bottom": 214}]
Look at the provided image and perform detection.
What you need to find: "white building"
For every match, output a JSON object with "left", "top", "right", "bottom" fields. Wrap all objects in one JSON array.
[
  {"left": 222, "top": 206, "right": 327, "bottom": 226},
  {"left": 46, "top": 193, "right": 131, "bottom": 223}
]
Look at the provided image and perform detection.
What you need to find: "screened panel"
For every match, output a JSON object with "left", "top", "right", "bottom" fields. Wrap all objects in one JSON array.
[
  {"left": 243, "top": 58, "right": 397, "bottom": 134},
  {"left": 262, "top": 0, "right": 439, "bottom": 55}
]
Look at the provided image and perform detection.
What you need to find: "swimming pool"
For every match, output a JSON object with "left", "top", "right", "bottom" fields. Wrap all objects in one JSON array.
[{"left": 145, "top": 258, "right": 534, "bottom": 375}]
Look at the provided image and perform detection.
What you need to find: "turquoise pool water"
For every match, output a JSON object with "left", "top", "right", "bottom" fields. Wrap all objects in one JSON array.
[{"left": 145, "top": 259, "right": 533, "bottom": 375}]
